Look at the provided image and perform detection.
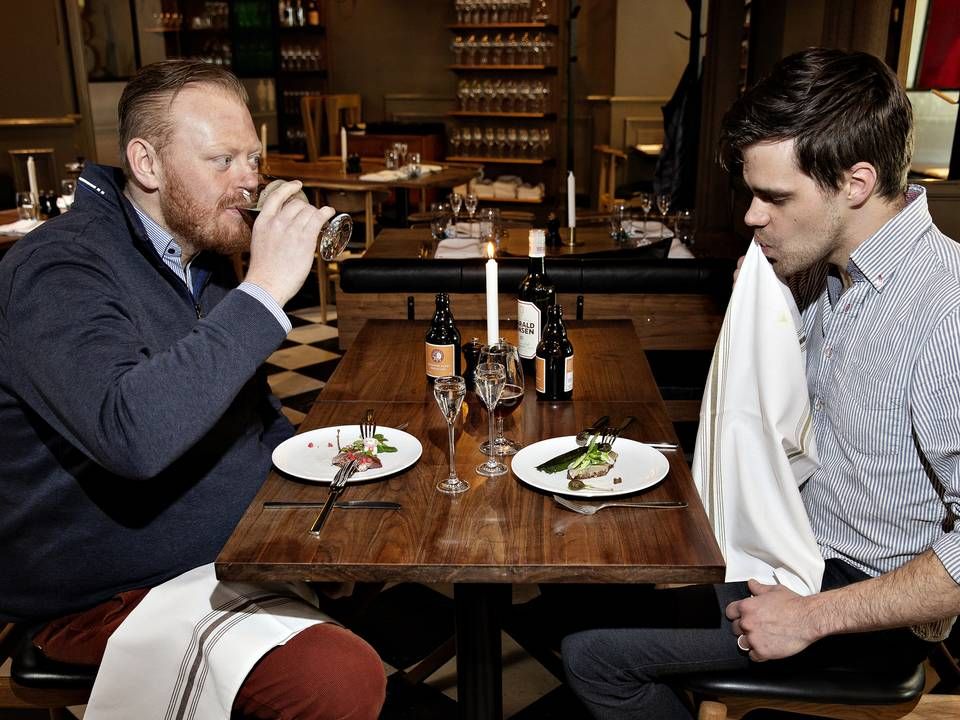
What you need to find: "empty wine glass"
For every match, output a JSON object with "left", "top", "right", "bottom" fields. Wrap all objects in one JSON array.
[
  {"left": 656, "top": 192, "right": 672, "bottom": 240},
  {"left": 478, "top": 341, "right": 523, "bottom": 456},
  {"left": 434, "top": 375, "right": 469, "bottom": 494},
  {"left": 448, "top": 191, "right": 463, "bottom": 229},
  {"left": 475, "top": 362, "right": 507, "bottom": 476},
  {"left": 609, "top": 202, "right": 629, "bottom": 242},
  {"left": 60, "top": 179, "right": 76, "bottom": 210},
  {"left": 464, "top": 192, "right": 479, "bottom": 221},
  {"left": 16, "top": 191, "right": 37, "bottom": 221},
  {"left": 638, "top": 192, "right": 653, "bottom": 234}
]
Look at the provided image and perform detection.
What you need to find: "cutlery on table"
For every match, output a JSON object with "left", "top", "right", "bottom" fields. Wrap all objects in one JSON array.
[
  {"left": 266, "top": 500, "right": 401, "bottom": 510},
  {"left": 598, "top": 415, "right": 637, "bottom": 451},
  {"left": 309, "top": 458, "right": 359, "bottom": 535},
  {"left": 536, "top": 415, "right": 610, "bottom": 472},
  {"left": 575, "top": 415, "right": 610, "bottom": 446},
  {"left": 553, "top": 494, "right": 687, "bottom": 515}
]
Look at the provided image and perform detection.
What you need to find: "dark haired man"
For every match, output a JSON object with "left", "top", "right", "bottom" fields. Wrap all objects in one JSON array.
[
  {"left": 0, "top": 61, "right": 385, "bottom": 718},
  {"left": 562, "top": 48, "right": 960, "bottom": 719}
]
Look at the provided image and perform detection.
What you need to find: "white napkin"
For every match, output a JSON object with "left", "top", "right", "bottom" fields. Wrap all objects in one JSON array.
[
  {"left": 692, "top": 240, "right": 823, "bottom": 596},
  {"left": 435, "top": 236, "right": 482, "bottom": 258},
  {"left": 667, "top": 238, "right": 694, "bottom": 258},
  {"left": 84, "top": 563, "right": 331, "bottom": 719},
  {"left": 358, "top": 169, "right": 405, "bottom": 182},
  {"left": 627, "top": 220, "right": 673, "bottom": 239},
  {"left": 445, "top": 221, "right": 481, "bottom": 239},
  {"left": 419, "top": 163, "right": 443, "bottom": 174},
  {"left": 0, "top": 218, "right": 43, "bottom": 235}
]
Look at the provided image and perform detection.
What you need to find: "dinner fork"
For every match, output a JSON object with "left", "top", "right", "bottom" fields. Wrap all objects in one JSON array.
[
  {"left": 309, "top": 458, "right": 360, "bottom": 535},
  {"left": 598, "top": 415, "right": 637, "bottom": 451},
  {"left": 361, "top": 408, "right": 376, "bottom": 443},
  {"left": 553, "top": 494, "right": 686, "bottom": 515}
]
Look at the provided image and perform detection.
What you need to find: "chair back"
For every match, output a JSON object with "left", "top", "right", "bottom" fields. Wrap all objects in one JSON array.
[
  {"left": 300, "top": 94, "right": 327, "bottom": 161},
  {"left": 324, "top": 94, "right": 362, "bottom": 156},
  {"left": 593, "top": 144, "right": 626, "bottom": 212}
]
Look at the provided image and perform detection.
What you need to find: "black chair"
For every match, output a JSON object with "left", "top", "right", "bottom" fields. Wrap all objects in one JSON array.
[{"left": 1, "top": 623, "right": 96, "bottom": 718}]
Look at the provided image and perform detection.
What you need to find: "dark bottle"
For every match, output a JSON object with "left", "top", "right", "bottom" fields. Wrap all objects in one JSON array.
[
  {"left": 545, "top": 211, "right": 562, "bottom": 247},
  {"left": 517, "top": 229, "right": 555, "bottom": 373},
  {"left": 535, "top": 304, "right": 574, "bottom": 400},
  {"left": 462, "top": 336, "right": 482, "bottom": 390},
  {"left": 425, "top": 293, "right": 462, "bottom": 381},
  {"left": 40, "top": 191, "right": 60, "bottom": 219}
]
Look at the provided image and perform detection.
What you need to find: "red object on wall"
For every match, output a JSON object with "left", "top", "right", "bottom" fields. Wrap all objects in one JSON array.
[{"left": 918, "top": 0, "right": 960, "bottom": 89}]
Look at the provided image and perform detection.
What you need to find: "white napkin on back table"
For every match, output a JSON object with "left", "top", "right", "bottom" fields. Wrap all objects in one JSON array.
[
  {"left": 692, "top": 240, "right": 823, "bottom": 596},
  {"left": 434, "top": 235, "right": 482, "bottom": 258}
]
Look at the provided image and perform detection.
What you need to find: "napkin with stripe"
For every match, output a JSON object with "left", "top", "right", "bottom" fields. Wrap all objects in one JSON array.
[{"left": 692, "top": 240, "right": 823, "bottom": 596}]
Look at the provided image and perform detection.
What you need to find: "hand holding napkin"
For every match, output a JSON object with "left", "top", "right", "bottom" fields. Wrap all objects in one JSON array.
[{"left": 692, "top": 240, "right": 823, "bottom": 596}]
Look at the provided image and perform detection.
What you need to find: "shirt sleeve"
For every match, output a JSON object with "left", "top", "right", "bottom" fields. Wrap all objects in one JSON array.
[{"left": 238, "top": 281, "right": 292, "bottom": 333}]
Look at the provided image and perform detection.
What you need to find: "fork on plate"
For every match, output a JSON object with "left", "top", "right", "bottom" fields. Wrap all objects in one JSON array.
[{"left": 553, "top": 494, "right": 686, "bottom": 515}]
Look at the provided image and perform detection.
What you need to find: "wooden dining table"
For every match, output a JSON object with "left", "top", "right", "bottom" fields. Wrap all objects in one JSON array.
[
  {"left": 262, "top": 157, "right": 481, "bottom": 248},
  {"left": 215, "top": 319, "right": 724, "bottom": 719}
]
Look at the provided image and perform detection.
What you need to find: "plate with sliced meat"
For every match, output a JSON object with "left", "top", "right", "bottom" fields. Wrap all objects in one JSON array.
[{"left": 272, "top": 425, "right": 423, "bottom": 482}]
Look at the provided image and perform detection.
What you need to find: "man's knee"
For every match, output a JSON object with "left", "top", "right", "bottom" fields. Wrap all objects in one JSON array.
[{"left": 235, "top": 623, "right": 386, "bottom": 720}]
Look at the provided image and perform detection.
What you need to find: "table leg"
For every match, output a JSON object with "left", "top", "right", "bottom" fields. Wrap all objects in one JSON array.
[
  {"left": 364, "top": 191, "right": 374, "bottom": 248},
  {"left": 454, "top": 583, "right": 510, "bottom": 720}
]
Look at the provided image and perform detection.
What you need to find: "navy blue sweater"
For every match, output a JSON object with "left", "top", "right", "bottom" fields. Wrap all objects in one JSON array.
[{"left": 0, "top": 164, "right": 294, "bottom": 622}]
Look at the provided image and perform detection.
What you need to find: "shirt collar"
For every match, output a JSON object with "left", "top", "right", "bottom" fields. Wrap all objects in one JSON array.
[
  {"left": 125, "top": 197, "right": 198, "bottom": 269},
  {"left": 846, "top": 184, "right": 932, "bottom": 293}
]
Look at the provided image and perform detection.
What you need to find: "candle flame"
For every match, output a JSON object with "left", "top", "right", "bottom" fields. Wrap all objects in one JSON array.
[{"left": 486, "top": 242, "right": 495, "bottom": 259}]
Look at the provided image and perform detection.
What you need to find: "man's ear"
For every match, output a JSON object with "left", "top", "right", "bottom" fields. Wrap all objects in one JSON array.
[
  {"left": 844, "top": 162, "right": 878, "bottom": 208},
  {"left": 125, "top": 138, "right": 162, "bottom": 191}
]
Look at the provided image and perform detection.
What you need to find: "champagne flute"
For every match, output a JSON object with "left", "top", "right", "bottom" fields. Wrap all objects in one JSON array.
[
  {"left": 448, "top": 191, "right": 464, "bottom": 231},
  {"left": 434, "top": 375, "right": 469, "bottom": 494},
  {"left": 475, "top": 362, "right": 507, "bottom": 477},
  {"left": 464, "top": 192, "right": 478, "bottom": 223},
  {"left": 656, "top": 192, "right": 671, "bottom": 240},
  {"left": 478, "top": 341, "right": 523, "bottom": 455},
  {"left": 638, "top": 192, "right": 653, "bottom": 234}
]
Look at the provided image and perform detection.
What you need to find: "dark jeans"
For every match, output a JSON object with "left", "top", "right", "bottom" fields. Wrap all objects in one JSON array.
[{"left": 558, "top": 559, "right": 930, "bottom": 719}]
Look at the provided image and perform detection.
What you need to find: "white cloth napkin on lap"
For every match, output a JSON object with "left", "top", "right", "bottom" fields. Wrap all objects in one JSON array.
[
  {"left": 84, "top": 563, "right": 331, "bottom": 719},
  {"left": 692, "top": 240, "right": 823, "bottom": 596}
]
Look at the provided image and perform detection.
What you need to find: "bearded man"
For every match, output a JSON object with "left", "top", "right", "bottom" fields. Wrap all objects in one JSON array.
[{"left": 0, "top": 61, "right": 385, "bottom": 719}]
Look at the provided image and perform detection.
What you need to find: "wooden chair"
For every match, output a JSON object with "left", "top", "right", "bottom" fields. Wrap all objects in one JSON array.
[
  {"left": 594, "top": 144, "right": 628, "bottom": 212},
  {"left": 300, "top": 94, "right": 328, "bottom": 161},
  {"left": 324, "top": 94, "right": 362, "bottom": 157},
  {"left": 1, "top": 623, "right": 95, "bottom": 719}
]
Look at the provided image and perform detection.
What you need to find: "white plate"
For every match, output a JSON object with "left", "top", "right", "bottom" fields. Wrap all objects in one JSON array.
[
  {"left": 511, "top": 436, "right": 670, "bottom": 497},
  {"left": 272, "top": 425, "right": 423, "bottom": 483}
]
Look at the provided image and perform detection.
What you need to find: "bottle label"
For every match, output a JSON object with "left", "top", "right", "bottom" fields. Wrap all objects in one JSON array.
[
  {"left": 425, "top": 343, "right": 455, "bottom": 377},
  {"left": 535, "top": 356, "right": 545, "bottom": 393},
  {"left": 528, "top": 229, "right": 546, "bottom": 258},
  {"left": 564, "top": 354, "right": 574, "bottom": 392},
  {"left": 517, "top": 300, "right": 541, "bottom": 359}
]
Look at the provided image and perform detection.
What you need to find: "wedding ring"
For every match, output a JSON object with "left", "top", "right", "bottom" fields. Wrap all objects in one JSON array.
[{"left": 737, "top": 634, "right": 750, "bottom": 652}]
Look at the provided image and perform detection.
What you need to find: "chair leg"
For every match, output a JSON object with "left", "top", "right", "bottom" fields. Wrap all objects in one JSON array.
[{"left": 401, "top": 635, "right": 456, "bottom": 685}]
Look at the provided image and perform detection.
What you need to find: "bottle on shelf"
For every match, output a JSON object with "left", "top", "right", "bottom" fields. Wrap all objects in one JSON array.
[
  {"left": 306, "top": 0, "right": 320, "bottom": 26},
  {"left": 535, "top": 304, "right": 574, "bottom": 401},
  {"left": 516, "top": 228, "right": 555, "bottom": 373},
  {"left": 425, "top": 293, "right": 462, "bottom": 381}
]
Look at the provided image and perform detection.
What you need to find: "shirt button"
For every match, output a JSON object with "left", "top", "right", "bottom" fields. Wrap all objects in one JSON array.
[
  {"left": 824, "top": 346, "right": 833, "bottom": 358},
  {"left": 814, "top": 397, "right": 823, "bottom": 411}
]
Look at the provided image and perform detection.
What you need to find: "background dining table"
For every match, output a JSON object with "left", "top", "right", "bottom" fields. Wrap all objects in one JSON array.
[
  {"left": 215, "top": 319, "right": 724, "bottom": 720},
  {"left": 262, "top": 157, "right": 482, "bottom": 248}
]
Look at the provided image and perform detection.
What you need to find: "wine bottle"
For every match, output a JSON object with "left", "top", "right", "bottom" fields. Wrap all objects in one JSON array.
[
  {"left": 425, "top": 293, "right": 462, "bottom": 381},
  {"left": 535, "top": 304, "right": 574, "bottom": 400},
  {"left": 306, "top": 0, "right": 320, "bottom": 26},
  {"left": 517, "top": 229, "right": 555, "bottom": 373}
]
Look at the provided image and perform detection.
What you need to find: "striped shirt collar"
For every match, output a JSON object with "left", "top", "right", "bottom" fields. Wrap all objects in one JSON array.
[
  {"left": 846, "top": 184, "right": 932, "bottom": 294},
  {"left": 124, "top": 195, "right": 197, "bottom": 286}
]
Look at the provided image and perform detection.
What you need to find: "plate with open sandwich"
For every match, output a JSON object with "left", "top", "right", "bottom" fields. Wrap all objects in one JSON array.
[
  {"left": 511, "top": 436, "right": 670, "bottom": 497},
  {"left": 272, "top": 425, "right": 423, "bottom": 483}
]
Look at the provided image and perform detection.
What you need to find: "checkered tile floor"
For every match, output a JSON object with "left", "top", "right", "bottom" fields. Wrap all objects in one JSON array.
[{"left": 264, "top": 306, "right": 342, "bottom": 427}]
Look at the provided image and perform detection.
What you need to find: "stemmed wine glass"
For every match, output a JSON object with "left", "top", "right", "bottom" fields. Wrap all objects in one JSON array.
[
  {"left": 475, "top": 362, "right": 507, "bottom": 477},
  {"left": 638, "top": 192, "right": 653, "bottom": 235},
  {"left": 464, "top": 192, "right": 479, "bottom": 224},
  {"left": 434, "top": 375, "right": 469, "bottom": 494},
  {"left": 240, "top": 175, "right": 353, "bottom": 261},
  {"left": 478, "top": 341, "right": 523, "bottom": 456},
  {"left": 656, "top": 192, "right": 672, "bottom": 240},
  {"left": 448, "top": 191, "right": 464, "bottom": 230}
]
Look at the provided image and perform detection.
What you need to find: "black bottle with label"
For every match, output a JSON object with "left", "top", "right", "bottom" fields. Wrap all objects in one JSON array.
[
  {"left": 425, "top": 293, "right": 461, "bottom": 381},
  {"left": 535, "top": 304, "right": 574, "bottom": 400},
  {"left": 517, "top": 229, "right": 555, "bottom": 374}
]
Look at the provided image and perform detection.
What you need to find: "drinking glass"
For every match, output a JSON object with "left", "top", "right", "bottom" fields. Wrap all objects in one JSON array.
[
  {"left": 478, "top": 341, "right": 523, "bottom": 455},
  {"left": 448, "top": 191, "right": 464, "bottom": 229},
  {"left": 475, "top": 362, "right": 507, "bottom": 476},
  {"left": 638, "top": 192, "right": 653, "bottom": 233},
  {"left": 60, "top": 179, "right": 76, "bottom": 210},
  {"left": 434, "top": 375, "right": 469, "bottom": 494},
  {"left": 464, "top": 191, "right": 478, "bottom": 221},
  {"left": 609, "top": 202, "right": 629, "bottom": 242},
  {"left": 16, "top": 192, "right": 37, "bottom": 221},
  {"left": 656, "top": 192, "right": 672, "bottom": 240},
  {"left": 430, "top": 201, "right": 452, "bottom": 241},
  {"left": 478, "top": 207, "right": 501, "bottom": 249}
]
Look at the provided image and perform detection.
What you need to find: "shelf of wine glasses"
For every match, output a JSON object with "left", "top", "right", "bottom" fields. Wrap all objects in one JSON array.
[
  {"left": 449, "top": 64, "right": 556, "bottom": 71},
  {"left": 447, "top": 156, "right": 552, "bottom": 165},
  {"left": 447, "top": 23, "right": 558, "bottom": 30},
  {"left": 446, "top": 111, "right": 555, "bottom": 118}
]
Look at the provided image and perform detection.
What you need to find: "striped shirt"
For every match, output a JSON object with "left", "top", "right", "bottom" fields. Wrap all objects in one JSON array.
[
  {"left": 129, "top": 200, "right": 291, "bottom": 332},
  {"left": 793, "top": 185, "right": 960, "bottom": 598}
]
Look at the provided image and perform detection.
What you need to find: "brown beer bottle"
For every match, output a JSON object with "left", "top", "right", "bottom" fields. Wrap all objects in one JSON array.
[
  {"left": 535, "top": 304, "right": 573, "bottom": 400},
  {"left": 425, "top": 293, "right": 462, "bottom": 381}
]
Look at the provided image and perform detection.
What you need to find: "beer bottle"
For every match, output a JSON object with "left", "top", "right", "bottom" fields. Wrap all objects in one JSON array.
[
  {"left": 517, "top": 229, "right": 555, "bottom": 373},
  {"left": 425, "top": 293, "right": 462, "bottom": 381},
  {"left": 535, "top": 304, "right": 574, "bottom": 400}
]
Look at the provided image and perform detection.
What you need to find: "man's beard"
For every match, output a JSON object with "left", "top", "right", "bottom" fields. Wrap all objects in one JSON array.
[{"left": 159, "top": 165, "right": 251, "bottom": 256}]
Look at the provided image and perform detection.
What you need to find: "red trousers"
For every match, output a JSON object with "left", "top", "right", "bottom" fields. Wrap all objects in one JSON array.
[{"left": 33, "top": 588, "right": 386, "bottom": 720}]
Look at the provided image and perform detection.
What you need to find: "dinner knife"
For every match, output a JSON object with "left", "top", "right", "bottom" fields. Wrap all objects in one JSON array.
[{"left": 265, "top": 500, "right": 401, "bottom": 510}]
